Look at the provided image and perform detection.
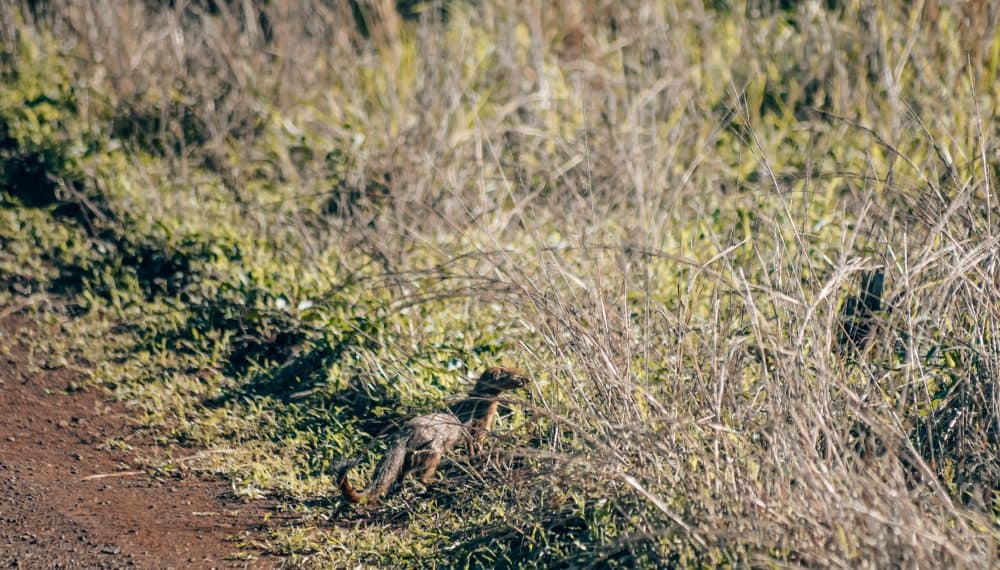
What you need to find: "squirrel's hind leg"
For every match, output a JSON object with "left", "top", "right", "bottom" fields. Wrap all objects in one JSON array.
[{"left": 416, "top": 452, "right": 443, "bottom": 484}]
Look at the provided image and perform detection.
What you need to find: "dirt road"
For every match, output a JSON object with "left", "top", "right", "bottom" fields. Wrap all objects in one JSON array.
[{"left": 0, "top": 313, "right": 277, "bottom": 569}]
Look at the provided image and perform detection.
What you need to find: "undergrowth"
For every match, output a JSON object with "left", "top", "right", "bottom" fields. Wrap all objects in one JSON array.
[{"left": 1, "top": 1, "right": 998, "bottom": 567}]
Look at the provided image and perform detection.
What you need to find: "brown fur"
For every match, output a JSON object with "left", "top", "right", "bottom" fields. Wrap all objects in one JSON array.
[{"left": 338, "top": 367, "right": 530, "bottom": 504}]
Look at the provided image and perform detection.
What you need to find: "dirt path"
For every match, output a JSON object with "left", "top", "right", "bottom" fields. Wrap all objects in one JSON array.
[{"left": 0, "top": 313, "right": 279, "bottom": 569}]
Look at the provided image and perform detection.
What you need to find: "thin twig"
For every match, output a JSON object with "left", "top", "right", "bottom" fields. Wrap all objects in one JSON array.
[{"left": 80, "top": 470, "right": 146, "bottom": 481}]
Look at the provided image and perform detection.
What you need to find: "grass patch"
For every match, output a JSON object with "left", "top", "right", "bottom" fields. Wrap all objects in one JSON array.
[{"left": 2, "top": 1, "right": 998, "bottom": 567}]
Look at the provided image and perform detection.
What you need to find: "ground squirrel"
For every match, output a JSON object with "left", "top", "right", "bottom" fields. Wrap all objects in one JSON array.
[{"left": 338, "top": 366, "right": 530, "bottom": 504}]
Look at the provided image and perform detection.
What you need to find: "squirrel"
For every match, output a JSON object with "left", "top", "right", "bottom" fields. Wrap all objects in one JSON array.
[{"left": 337, "top": 366, "right": 530, "bottom": 505}]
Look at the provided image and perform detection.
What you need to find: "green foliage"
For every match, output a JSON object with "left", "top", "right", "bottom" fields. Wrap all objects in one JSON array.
[{"left": 2, "top": 1, "right": 999, "bottom": 567}]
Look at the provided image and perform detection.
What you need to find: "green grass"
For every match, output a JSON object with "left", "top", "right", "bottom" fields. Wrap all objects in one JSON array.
[{"left": 1, "top": 1, "right": 998, "bottom": 567}]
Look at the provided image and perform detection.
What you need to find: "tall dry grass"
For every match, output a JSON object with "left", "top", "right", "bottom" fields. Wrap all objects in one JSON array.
[{"left": 4, "top": 0, "right": 998, "bottom": 565}]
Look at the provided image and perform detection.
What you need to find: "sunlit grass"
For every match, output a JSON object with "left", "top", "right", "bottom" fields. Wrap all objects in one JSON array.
[{"left": 1, "top": 1, "right": 998, "bottom": 567}]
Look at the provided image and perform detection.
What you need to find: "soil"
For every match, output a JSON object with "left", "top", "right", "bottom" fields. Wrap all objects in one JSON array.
[{"left": 0, "top": 313, "right": 280, "bottom": 569}]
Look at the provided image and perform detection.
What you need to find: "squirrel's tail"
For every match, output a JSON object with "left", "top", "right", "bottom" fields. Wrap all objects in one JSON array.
[
  {"left": 338, "top": 462, "right": 366, "bottom": 504},
  {"left": 338, "top": 438, "right": 408, "bottom": 504},
  {"left": 366, "top": 439, "right": 407, "bottom": 501}
]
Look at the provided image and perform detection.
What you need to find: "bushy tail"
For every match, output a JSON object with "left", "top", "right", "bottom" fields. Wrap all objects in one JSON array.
[
  {"left": 338, "top": 462, "right": 366, "bottom": 503},
  {"left": 338, "top": 438, "right": 407, "bottom": 504}
]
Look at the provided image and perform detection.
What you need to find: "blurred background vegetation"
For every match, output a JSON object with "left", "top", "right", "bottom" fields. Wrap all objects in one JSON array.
[{"left": 1, "top": 0, "right": 998, "bottom": 566}]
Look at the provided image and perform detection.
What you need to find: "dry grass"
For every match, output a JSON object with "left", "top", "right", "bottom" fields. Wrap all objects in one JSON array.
[{"left": 2, "top": 0, "right": 998, "bottom": 566}]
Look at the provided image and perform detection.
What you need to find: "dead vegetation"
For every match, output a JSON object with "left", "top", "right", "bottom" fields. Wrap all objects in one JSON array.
[{"left": 1, "top": 0, "right": 998, "bottom": 567}]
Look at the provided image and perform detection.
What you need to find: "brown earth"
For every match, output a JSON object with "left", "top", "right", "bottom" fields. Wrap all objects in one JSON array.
[{"left": 0, "top": 312, "right": 282, "bottom": 569}]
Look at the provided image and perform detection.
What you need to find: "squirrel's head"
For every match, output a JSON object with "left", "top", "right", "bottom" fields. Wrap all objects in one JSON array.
[{"left": 473, "top": 366, "right": 531, "bottom": 394}]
